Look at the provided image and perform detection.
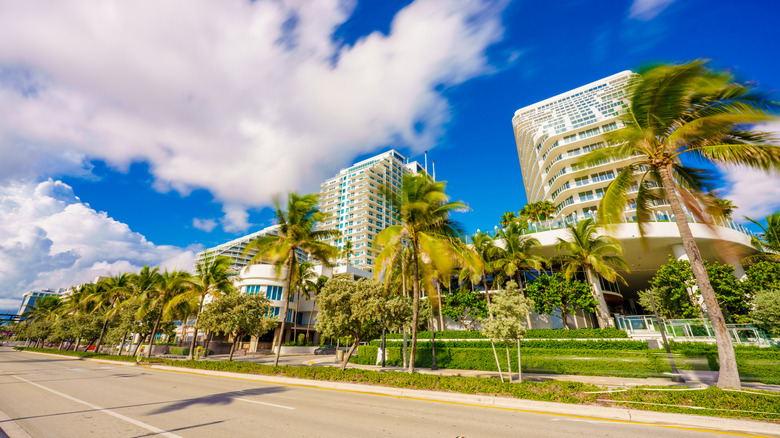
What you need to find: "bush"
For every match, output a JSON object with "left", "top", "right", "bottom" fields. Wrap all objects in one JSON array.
[
  {"left": 168, "top": 347, "right": 189, "bottom": 355},
  {"left": 383, "top": 328, "right": 628, "bottom": 340}
]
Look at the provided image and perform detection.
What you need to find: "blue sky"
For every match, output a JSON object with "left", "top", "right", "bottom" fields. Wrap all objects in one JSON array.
[{"left": 1, "top": 0, "right": 779, "bottom": 311}]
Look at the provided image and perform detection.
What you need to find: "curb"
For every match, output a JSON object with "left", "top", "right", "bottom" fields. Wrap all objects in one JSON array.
[
  {"left": 18, "top": 350, "right": 139, "bottom": 366},
  {"left": 0, "top": 407, "right": 32, "bottom": 438},
  {"left": 147, "top": 364, "right": 780, "bottom": 437}
]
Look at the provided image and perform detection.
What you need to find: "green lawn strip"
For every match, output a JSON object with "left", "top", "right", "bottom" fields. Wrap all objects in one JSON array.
[
  {"left": 371, "top": 339, "right": 649, "bottom": 350},
  {"left": 14, "top": 347, "right": 164, "bottom": 363},
  {"left": 14, "top": 347, "right": 779, "bottom": 423},
  {"left": 599, "top": 386, "right": 780, "bottom": 422}
]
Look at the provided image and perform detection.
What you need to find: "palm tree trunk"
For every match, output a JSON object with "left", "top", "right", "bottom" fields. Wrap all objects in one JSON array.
[
  {"left": 658, "top": 165, "right": 740, "bottom": 389},
  {"left": 94, "top": 317, "right": 109, "bottom": 354},
  {"left": 146, "top": 312, "right": 162, "bottom": 358},
  {"left": 187, "top": 294, "right": 206, "bottom": 360},
  {"left": 293, "top": 288, "right": 301, "bottom": 343},
  {"left": 273, "top": 257, "right": 295, "bottom": 367},
  {"left": 436, "top": 281, "right": 444, "bottom": 330},
  {"left": 117, "top": 331, "right": 127, "bottom": 356},
  {"left": 402, "top": 257, "right": 408, "bottom": 369},
  {"left": 73, "top": 338, "right": 81, "bottom": 352},
  {"left": 133, "top": 334, "right": 146, "bottom": 356},
  {"left": 482, "top": 271, "right": 492, "bottom": 308},
  {"left": 584, "top": 268, "right": 608, "bottom": 329},
  {"left": 409, "top": 244, "right": 421, "bottom": 373},
  {"left": 515, "top": 273, "right": 533, "bottom": 329},
  {"left": 203, "top": 331, "right": 213, "bottom": 357}
]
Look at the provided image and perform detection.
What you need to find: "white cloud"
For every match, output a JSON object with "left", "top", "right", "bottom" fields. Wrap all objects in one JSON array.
[
  {"left": 720, "top": 121, "right": 780, "bottom": 221},
  {"left": 0, "top": 0, "right": 507, "bottom": 213},
  {"left": 0, "top": 179, "right": 198, "bottom": 309},
  {"left": 629, "top": 0, "right": 675, "bottom": 20},
  {"left": 193, "top": 218, "right": 218, "bottom": 232}
]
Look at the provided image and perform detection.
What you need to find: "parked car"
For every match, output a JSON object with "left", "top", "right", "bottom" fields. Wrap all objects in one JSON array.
[{"left": 314, "top": 346, "right": 336, "bottom": 355}]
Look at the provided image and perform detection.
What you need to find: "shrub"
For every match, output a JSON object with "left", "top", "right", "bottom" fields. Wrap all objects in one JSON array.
[
  {"left": 382, "top": 328, "right": 628, "bottom": 340},
  {"left": 168, "top": 347, "right": 189, "bottom": 355},
  {"left": 372, "top": 339, "right": 648, "bottom": 350}
]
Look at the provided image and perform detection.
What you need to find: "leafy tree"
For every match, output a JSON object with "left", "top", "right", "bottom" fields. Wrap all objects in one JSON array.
[
  {"left": 744, "top": 212, "right": 780, "bottom": 264},
  {"left": 590, "top": 60, "right": 780, "bottom": 389},
  {"left": 554, "top": 218, "right": 628, "bottom": 328},
  {"left": 525, "top": 273, "right": 597, "bottom": 329},
  {"left": 442, "top": 286, "right": 487, "bottom": 331},
  {"left": 750, "top": 290, "right": 780, "bottom": 337},
  {"left": 198, "top": 290, "right": 277, "bottom": 361},
  {"left": 374, "top": 174, "right": 471, "bottom": 373},
  {"left": 481, "top": 281, "right": 531, "bottom": 383},
  {"left": 638, "top": 257, "right": 751, "bottom": 322},
  {"left": 316, "top": 277, "right": 411, "bottom": 370},
  {"left": 743, "top": 261, "right": 780, "bottom": 292},
  {"left": 244, "top": 192, "right": 339, "bottom": 366}
]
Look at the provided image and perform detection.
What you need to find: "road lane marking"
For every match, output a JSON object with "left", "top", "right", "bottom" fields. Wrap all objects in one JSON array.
[
  {"left": 12, "top": 375, "right": 183, "bottom": 438},
  {"left": 235, "top": 397, "right": 295, "bottom": 410},
  {"left": 147, "top": 366, "right": 772, "bottom": 438}
]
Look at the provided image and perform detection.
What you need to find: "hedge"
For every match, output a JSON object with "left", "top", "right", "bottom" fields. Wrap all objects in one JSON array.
[
  {"left": 383, "top": 328, "right": 628, "bottom": 340},
  {"left": 373, "top": 339, "right": 648, "bottom": 351},
  {"left": 351, "top": 346, "right": 670, "bottom": 377}
]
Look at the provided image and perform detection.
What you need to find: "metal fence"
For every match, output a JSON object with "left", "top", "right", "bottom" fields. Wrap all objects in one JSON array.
[{"left": 614, "top": 315, "right": 775, "bottom": 346}]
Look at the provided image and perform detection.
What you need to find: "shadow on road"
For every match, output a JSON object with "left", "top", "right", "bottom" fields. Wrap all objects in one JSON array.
[{"left": 148, "top": 386, "right": 288, "bottom": 415}]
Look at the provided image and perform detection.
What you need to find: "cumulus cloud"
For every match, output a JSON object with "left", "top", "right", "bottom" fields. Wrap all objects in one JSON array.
[
  {"left": 629, "top": 0, "right": 675, "bottom": 20},
  {"left": 193, "top": 218, "right": 218, "bottom": 233},
  {"left": 720, "top": 121, "right": 780, "bottom": 221},
  {"left": 0, "top": 0, "right": 507, "bottom": 231},
  {"left": 0, "top": 179, "right": 198, "bottom": 310}
]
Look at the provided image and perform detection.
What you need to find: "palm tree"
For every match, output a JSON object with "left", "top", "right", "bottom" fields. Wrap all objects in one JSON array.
[
  {"left": 339, "top": 241, "right": 355, "bottom": 266},
  {"left": 90, "top": 273, "right": 134, "bottom": 354},
  {"left": 555, "top": 218, "right": 628, "bottom": 329},
  {"left": 493, "top": 222, "right": 545, "bottom": 291},
  {"left": 499, "top": 211, "right": 517, "bottom": 228},
  {"left": 137, "top": 269, "right": 192, "bottom": 357},
  {"left": 468, "top": 231, "right": 500, "bottom": 309},
  {"left": 744, "top": 212, "right": 780, "bottom": 263},
  {"left": 589, "top": 60, "right": 779, "bottom": 388},
  {"left": 520, "top": 201, "right": 557, "bottom": 222},
  {"left": 375, "top": 174, "right": 468, "bottom": 372},
  {"left": 244, "top": 192, "right": 339, "bottom": 366},
  {"left": 291, "top": 261, "right": 317, "bottom": 342},
  {"left": 184, "top": 256, "right": 235, "bottom": 360}
]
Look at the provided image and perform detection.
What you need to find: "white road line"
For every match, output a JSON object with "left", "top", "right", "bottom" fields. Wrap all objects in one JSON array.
[
  {"left": 12, "top": 375, "right": 183, "bottom": 438},
  {"left": 235, "top": 397, "right": 296, "bottom": 410}
]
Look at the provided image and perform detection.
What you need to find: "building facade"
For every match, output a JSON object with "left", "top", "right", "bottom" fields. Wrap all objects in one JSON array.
[
  {"left": 318, "top": 150, "right": 426, "bottom": 272},
  {"left": 194, "top": 224, "right": 284, "bottom": 273},
  {"left": 17, "top": 288, "right": 67, "bottom": 317},
  {"left": 510, "top": 72, "right": 757, "bottom": 324}
]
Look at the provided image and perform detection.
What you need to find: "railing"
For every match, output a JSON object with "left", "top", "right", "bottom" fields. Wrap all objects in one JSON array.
[
  {"left": 614, "top": 315, "right": 774, "bottom": 346},
  {"left": 516, "top": 214, "right": 754, "bottom": 236}
]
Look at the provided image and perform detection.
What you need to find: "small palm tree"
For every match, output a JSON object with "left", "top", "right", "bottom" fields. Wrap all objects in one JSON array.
[
  {"left": 468, "top": 231, "right": 498, "bottom": 307},
  {"left": 137, "top": 269, "right": 192, "bottom": 357},
  {"left": 184, "top": 256, "right": 235, "bottom": 360},
  {"left": 493, "top": 222, "right": 546, "bottom": 291},
  {"left": 291, "top": 261, "right": 317, "bottom": 341},
  {"left": 500, "top": 211, "right": 518, "bottom": 228},
  {"left": 244, "top": 192, "right": 339, "bottom": 366},
  {"left": 554, "top": 218, "right": 628, "bottom": 329},
  {"left": 589, "top": 60, "right": 779, "bottom": 388},
  {"left": 375, "top": 174, "right": 468, "bottom": 372},
  {"left": 744, "top": 212, "right": 780, "bottom": 263},
  {"left": 91, "top": 273, "right": 134, "bottom": 354}
]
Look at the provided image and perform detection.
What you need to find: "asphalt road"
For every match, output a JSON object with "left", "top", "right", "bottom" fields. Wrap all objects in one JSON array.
[{"left": 0, "top": 348, "right": 771, "bottom": 438}]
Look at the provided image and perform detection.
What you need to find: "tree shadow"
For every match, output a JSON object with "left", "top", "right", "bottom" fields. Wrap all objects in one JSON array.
[{"left": 148, "top": 386, "right": 288, "bottom": 415}]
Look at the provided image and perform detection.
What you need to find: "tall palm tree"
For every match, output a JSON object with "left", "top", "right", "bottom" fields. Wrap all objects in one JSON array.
[
  {"left": 554, "top": 218, "right": 628, "bottom": 329},
  {"left": 90, "top": 273, "right": 134, "bottom": 354},
  {"left": 744, "top": 212, "right": 780, "bottom": 263},
  {"left": 375, "top": 174, "right": 467, "bottom": 372},
  {"left": 589, "top": 60, "right": 779, "bottom": 388},
  {"left": 244, "top": 192, "right": 339, "bottom": 366},
  {"left": 184, "top": 256, "right": 235, "bottom": 360},
  {"left": 137, "top": 269, "right": 192, "bottom": 357},
  {"left": 469, "top": 231, "right": 498, "bottom": 308},
  {"left": 339, "top": 241, "right": 355, "bottom": 266}
]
